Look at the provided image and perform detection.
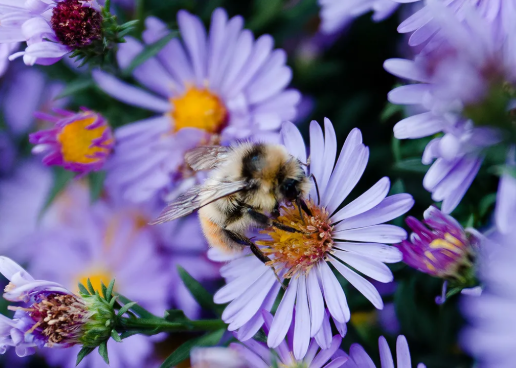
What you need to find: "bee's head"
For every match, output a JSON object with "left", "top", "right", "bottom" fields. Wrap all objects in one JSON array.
[
  {"left": 280, "top": 178, "right": 303, "bottom": 202},
  {"left": 278, "top": 159, "right": 311, "bottom": 203}
]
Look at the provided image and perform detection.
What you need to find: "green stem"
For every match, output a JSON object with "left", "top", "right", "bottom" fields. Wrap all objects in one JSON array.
[{"left": 117, "top": 317, "right": 227, "bottom": 334}]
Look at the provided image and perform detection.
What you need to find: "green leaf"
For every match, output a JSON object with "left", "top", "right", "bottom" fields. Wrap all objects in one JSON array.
[
  {"left": 122, "top": 32, "right": 177, "bottom": 76},
  {"left": 160, "top": 329, "right": 225, "bottom": 368},
  {"left": 117, "top": 295, "right": 155, "bottom": 319},
  {"left": 479, "top": 193, "right": 497, "bottom": 218},
  {"left": 98, "top": 341, "right": 109, "bottom": 364},
  {"left": 100, "top": 281, "right": 107, "bottom": 300},
  {"left": 78, "top": 283, "right": 90, "bottom": 296},
  {"left": 177, "top": 266, "right": 223, "bottom": 314},
  {"left": 393, "top": 158, "right": 429, "bottom": 174},
  {"left": 88, "top": 171, "right": 106, "bottom": 203},
  {"left": 110, "top": 329, "right": 122, "bottom": 343},
  {"left": 76, "top": 346, "right": 95, "bottom": 366},
  {"left": 55, "top": 79, "right": 94, "bottom": 100},
  {"left": 105, "top": 279, "right": 115, "bottom": 300},
  {"left": 119, "top": 19, "right": 139, "bottom": 30},
  {"left": 87, "top": 278, "right": 96, "bottom": 295},
  {"left": 117, "top": 302, "right": 138, "bottom": 317},
  {"left": 119, "top": 330, "right": 140, "bottom": 339},
  {"left": 38, "top": 167, "right": 75, "bottom": 220},
  {"left": 381, "top": 102, "right": 404, "bottom": 122}
]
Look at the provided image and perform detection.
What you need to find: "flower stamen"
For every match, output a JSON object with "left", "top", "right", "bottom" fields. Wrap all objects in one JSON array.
[{"left": 258, "top": 200, "right": 333, "bottom": 278}]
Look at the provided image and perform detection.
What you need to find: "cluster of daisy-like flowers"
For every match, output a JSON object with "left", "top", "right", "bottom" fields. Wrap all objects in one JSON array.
[{"left": 1, "top": 0, "right": 516, "bottom": 367}]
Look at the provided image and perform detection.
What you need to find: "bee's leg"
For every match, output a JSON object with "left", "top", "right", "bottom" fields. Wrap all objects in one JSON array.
[
  {"left": 246, "top": 208, "right": 301, "bottom": 234},
  {"left": 223, "top": 229, "right": 286, "bottom": 290}
]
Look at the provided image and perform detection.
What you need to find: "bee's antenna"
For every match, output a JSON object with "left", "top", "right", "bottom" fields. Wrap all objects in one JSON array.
[
  {"left": 296, "top": 198, "right": 306, "bottom": 225},
  {"left": 310, "top": 174, "right": 320, "bottom": 205},
  {"left": 297, "top": 198, "right": 312, "bottom": 217}
]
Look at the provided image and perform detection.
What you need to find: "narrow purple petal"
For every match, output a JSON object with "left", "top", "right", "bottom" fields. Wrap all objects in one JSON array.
[
  {"left": 396, "top": 335, "right": 412, "bottom": 368},
  {"left": 379, "top": 336, "right": 394, "bottom": 368},
  {"left": 267, "top": 277, "right": 298, "bottom": 348}
]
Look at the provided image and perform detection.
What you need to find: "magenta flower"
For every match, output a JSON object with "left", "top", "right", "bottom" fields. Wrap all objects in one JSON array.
[
  {"left": 343, "top": 335, "right": 424, "bottom": 368},
  {"left": 2, "top": 0, "right": 102, "bottom": 66},
  {"left": 29, "top": 108, "right": 114, "bottom": 176},
  {"left": 210, "top": 118, "right": 413, "bottom": 360},
  {"left": 93, "top": 8, "right": 300, "bottom": 203},
  {"left": 396, "top": 206, "right": 478, "bottom": 282}
]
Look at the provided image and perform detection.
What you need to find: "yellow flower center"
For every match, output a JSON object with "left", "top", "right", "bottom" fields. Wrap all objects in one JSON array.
[
  {"left": 76, "top": 267, "right": 112, "bottom": 295},
  {"left": 258, "top": 200, "right": 333, "bottom": 278},
  {"left": 57, "top": 114, "right": 112, "bottom": 164},
  {"left": 170, "top": 87, "right": 228, "bottom": 133}
]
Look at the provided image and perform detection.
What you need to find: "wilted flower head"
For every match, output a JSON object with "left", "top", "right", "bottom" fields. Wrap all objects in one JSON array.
[
  {"left": 93, "top": 8, "right": 300, "bottom": 203},
  {"left": 318, "top": 0, "right": 399, "bottom": 34},
  {"left": 29, "top": 108, "right": 114, "bottom": 175},
  {"left": 2, "top": 0, "right": 103, "bottom": 66},
  {"left": 385, "top": 3, "right": 516, "bottom": 215},
  {"left": 211, "top": 118, "right": 413, "bottom": 360},
  {"left": 343, "top": 335, "right": 424, "bottom": 368},
  {"left": 397, "top": 206, "right": 478, "bottom": 284},
  {"left": 0, "top": 257, "right": 115, "bottom": 356}
]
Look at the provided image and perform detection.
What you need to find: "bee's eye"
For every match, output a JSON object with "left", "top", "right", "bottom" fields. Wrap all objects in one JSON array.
[{"left": 282, "top": 179, "right": 299, "bottom": 201}]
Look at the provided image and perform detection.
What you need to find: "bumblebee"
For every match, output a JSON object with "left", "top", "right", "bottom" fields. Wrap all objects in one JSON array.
[{"left": 151, "top": 142, "right": 311, "bottom": 264}]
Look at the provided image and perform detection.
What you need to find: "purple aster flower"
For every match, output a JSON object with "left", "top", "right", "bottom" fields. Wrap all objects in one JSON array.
[
  {"left": 460, "top": 230, "right": 516, "bottom": 367},
  {"left": 394, "top": 0, "right": 514, "bottom": 48},
  {"left": 0, "top": 66, "right": 66, "bottom": 137},
  {"left": 2, "top": 0, "right": 103, "bottom": 66},
  {"left": 210, "top": 118, "right": 413, "bottom": 359},
  {"left": 0, "top": 256, "right": 115, "bottom": 356},
  {"left": 343, "top": 335, "right": 424, "bottom": 368},
  {"left": 319, "top": 0, "right": 399, "bottom": 34},
  {"left": 192, "top": 310, "right": 348, "bottom": 368},
  {"left": 25, "top": 185, "right": 169, "bottom": 367},
  {"left": 384, "top": 3, "right": 515, "bottom": 214},
  {"left": 93, "top": 9, "right": 300, "bottom": 203},
  {"left": 396, "top": 206, "right": 479, "bottom": 284},
  {"left": 29, "top": 108, "right": 114, "bottom": 176}
]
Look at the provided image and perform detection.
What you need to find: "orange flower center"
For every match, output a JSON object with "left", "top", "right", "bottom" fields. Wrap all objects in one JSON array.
[
  {"left": 57, "top": 114, "right": 112, "bottom": 164},
  {"left": 170, "top": 87, "right": 228, "bottom": 133},
  {"left": 258, "top": 200, "right": 333, "bottom": 278}
]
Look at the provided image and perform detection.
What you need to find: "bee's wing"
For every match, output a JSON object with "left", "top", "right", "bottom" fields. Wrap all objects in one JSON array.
[
  {"left": 185, "top": 146, "right": 231, "bottom": 171},
  {"left": 150, "top": 180, "right": 247, "bottom": 224}
]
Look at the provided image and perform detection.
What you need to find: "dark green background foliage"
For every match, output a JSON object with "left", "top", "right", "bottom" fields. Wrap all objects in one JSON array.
[{"left": 2, "top": 0, "right": 499, "bottom": 366}]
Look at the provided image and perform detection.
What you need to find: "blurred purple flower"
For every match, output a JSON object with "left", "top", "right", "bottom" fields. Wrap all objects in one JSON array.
[
  {"left": 394, "top": 0, "right": 513, "bottom": 48},
  {"left": 193, "top": 310, "right": 348, "bottom": 368},
  {"left": 27, "top": 185, "right": 169, "bottom": 367},
  {"left": 396, "top": 206, "right": 478, "bottom": 282},
  {"left": 29, "top": 108, "right": 114, "bottom": 176},
  {"left": 385, "top": 3, "right": 515, "bottom": 214},
  {"left": 0, "top": 256, "right": 89, "bottom": 356},
  {"left": 319, "top": 0, "right": 399, "bottom": 35},
  {"left": 461, "top": 230, "right": 516, "bottom": 367},
  {"left": 0, "top": 132, "right": 16, "bottom": 175},
  {"left": 93, "top": 8, "right": 301, "bottom": 203},
  {"left": 0, "top": 66, "right": 66, "bottom": 136},
  {"left": 3, "top": 0, "right": 102, "bottom": 66},
  {"left": 0, "top": 161, "right": 52, "bottom": 261},
  {"left": 343, "top": 335, "right": 424, "bottom": 368},
  {"left": 210, "top": 118, "right": 413, "bottom": 359},
  {"left": 495, "top": 146, "right": 516, "bottom": 233}
]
